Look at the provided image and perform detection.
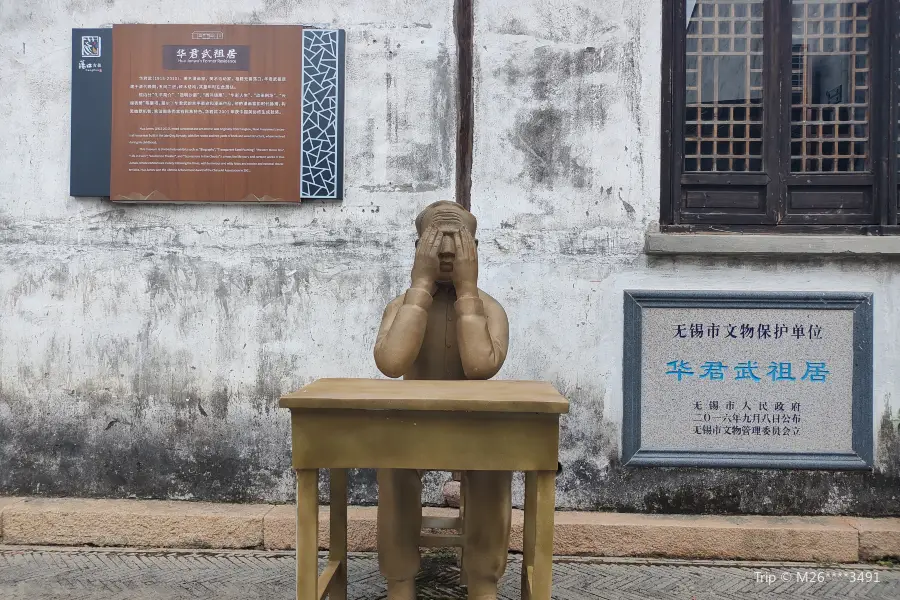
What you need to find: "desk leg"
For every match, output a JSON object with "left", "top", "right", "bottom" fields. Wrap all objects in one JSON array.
[
  {"left": 330, "top": 469, "right": 348, "bottom": 600},
  {"left": 459, "top": 470, "right": 467, "bottom": 587},
  {"left": 296, "top": 469, "right": 318, "bottom": 600},
  {"left": 522, "top": 472, "right": 537, "bottom": 600},
  {"left": 532, "top": 471, "right": 555, "bottom": 600}
]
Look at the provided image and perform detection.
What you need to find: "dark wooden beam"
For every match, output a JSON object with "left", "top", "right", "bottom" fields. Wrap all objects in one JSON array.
[{"left": 454, "top": 0, "right": 474, "bottom": 210}]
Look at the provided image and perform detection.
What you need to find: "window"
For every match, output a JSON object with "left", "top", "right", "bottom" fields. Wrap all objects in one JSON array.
[{"left": 661, "top": 0, "right": 900, "bottom": 233}]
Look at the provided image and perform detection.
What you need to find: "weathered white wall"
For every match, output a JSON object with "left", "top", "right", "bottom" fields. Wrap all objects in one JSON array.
[
  {"left": 0, "top": 0, "right": 457, "bottom": 503},
  {"left": 2, "top": 0, "right": 900, "bottom": 514},
  {"left": 473, "top": 0, "right": 900, "bottom": 513}
]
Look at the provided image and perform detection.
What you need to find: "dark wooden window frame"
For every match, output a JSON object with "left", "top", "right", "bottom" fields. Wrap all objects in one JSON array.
[{"left": 661, "top": 0, "right": 900, "bottom": 234}]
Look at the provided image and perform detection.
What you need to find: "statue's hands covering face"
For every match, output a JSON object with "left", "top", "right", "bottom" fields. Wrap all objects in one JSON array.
[
  {"left": 450, "top": 227, "right": 478, "bottom": 297},
  {"left": 410, "top": 223, "right": 442, "bottom": 292}
]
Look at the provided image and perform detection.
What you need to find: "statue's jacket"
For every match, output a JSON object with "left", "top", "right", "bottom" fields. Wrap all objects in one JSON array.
[{"left": 373, "top": 284, "right": 509, "bottom": 381}]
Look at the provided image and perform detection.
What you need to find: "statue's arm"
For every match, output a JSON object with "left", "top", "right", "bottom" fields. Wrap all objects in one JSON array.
[
  {"left": 373, "top": 289, "right": 432, "bottom": 378},
  {"left": 455, "top": 293, "right": 509, "bottom": 380}
]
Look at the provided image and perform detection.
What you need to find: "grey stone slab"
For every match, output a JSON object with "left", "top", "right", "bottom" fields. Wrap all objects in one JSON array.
[
  {"left": 623, "top": 291, "right": 873, "bottom": 469},
  {"left": 642, "top": 306, "right": 851, "bottom": 453}
]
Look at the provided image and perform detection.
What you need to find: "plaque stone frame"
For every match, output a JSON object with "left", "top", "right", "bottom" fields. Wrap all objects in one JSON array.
[{"left": 622, "top": 290, "right": 874, "bottom": 470}]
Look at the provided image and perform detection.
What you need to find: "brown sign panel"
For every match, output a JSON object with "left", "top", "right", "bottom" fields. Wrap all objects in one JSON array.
[{"left": 110, "top": 24, "right": 303, "bottom": 202}]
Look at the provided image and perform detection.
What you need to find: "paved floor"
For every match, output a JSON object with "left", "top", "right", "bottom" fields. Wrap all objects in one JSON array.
[{"left": 1, "top": 547, "right": 899, "bottom": 599}]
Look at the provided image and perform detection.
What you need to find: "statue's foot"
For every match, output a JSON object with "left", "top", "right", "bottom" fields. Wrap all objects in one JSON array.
[
  {"left": 442, "top": 479, "right": 461, "bottom": 508},
  {"left": 466, "top": 581, "right": 499, "bottom": 600},
  {"left": 386, "top": 579, "right": 416, "bottom": 600}
]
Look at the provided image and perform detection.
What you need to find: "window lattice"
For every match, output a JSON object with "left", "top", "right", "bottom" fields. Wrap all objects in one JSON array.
[
  {"left": 684, "top": 0, "right": 764, "bottom": 173},
  {"left": 790, "top": 1, "right": 870, "bottom": 173}
]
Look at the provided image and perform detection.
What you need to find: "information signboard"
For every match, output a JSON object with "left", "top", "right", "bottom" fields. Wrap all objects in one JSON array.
[
  {"left": 111, "top": 25, "right": 304, "bottom": 202},
  {"left": 622, "top": 291, "right": 873, "bottom": 469},
  {"left": 70, "top": 24, "right": 344, "bottom": 202}
]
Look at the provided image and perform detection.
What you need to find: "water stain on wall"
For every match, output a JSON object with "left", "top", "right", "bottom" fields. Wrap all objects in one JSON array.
[
  {"left": 502, "top": 45, "right": 615, "bottom": 188},
  {"left": 384, "top": 44, "right": 455, "bottom": 188}
]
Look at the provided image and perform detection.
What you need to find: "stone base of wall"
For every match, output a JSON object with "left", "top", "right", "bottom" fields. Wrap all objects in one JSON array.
[{"left": 2, "top": 497, "right": 900, "bottom": 563}]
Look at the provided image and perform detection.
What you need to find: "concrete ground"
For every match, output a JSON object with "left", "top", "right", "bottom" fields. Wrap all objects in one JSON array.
[{"left": 2, "top": 547, "right": 900, "bottom": 600}]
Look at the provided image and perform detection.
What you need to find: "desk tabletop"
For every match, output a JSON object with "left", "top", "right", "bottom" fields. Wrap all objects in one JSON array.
[{"left": 279, "top": 378, "right": 569, "bottom": 414}]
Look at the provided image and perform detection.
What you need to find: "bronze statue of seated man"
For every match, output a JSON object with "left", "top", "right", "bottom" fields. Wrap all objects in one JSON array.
[{"left": 373, "top": 200, "right": 511, "bottom": 600}]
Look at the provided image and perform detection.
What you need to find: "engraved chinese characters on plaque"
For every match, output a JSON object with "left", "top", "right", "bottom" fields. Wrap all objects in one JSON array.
[
  {"left": 110, "top": 24, "right": 304, "bottom": 202},
  {"left": 623, "top": 292, "right": 873, "bottom": 469}
]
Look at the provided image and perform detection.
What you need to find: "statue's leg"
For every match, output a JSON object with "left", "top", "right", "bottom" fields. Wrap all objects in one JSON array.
[
  {"left": 462, "top": 470, "right": 512, "bottom": 600},
  {"left": 376, "top": 468, "right": 422, "bottom": 600}
]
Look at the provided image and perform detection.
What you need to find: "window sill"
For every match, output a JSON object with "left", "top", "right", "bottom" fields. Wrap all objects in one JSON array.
[{"left": 645, "top": 233, "right": 900, "bottom": 257}]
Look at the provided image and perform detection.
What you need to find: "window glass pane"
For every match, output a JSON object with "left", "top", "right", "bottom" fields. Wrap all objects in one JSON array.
[
  {"left": 791, "top": 1, "right": 870, "bottom": 173},
  {"left": 684, "top": 0, "right": 764, "bottom": 173}
]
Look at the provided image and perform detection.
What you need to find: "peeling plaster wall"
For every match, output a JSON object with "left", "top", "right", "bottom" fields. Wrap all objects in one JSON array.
[
  {"left": 0, "top": 0, "right": 457, "bottom": 505},
  {"left": 474, "top": 0, "right": 900, "bottom": 515},
  {"left": 2, "top": 0, "right": 900, "bottom": 516}
]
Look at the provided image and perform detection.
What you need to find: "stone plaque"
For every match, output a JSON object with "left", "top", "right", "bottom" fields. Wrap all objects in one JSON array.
[{"left": 623, "top": 291, "right": 873, "bottom": 469}]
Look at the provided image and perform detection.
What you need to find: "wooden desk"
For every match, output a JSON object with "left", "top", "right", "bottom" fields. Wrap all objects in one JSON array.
[{"left": 279, "top": 378, "right": 569, "bottom": 600}]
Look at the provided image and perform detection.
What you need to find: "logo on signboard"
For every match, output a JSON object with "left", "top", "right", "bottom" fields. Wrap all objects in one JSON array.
[
  {"left": 192, "top": 31, "right": 224, "bottom": 40},
  {"left": 81, "top": 36, "right": 101, "bottom": 58}
]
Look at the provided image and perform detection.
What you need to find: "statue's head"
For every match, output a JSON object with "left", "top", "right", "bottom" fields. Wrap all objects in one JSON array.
[{"left": 415, "top": 201, "right": 478, "bottom": 282}]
